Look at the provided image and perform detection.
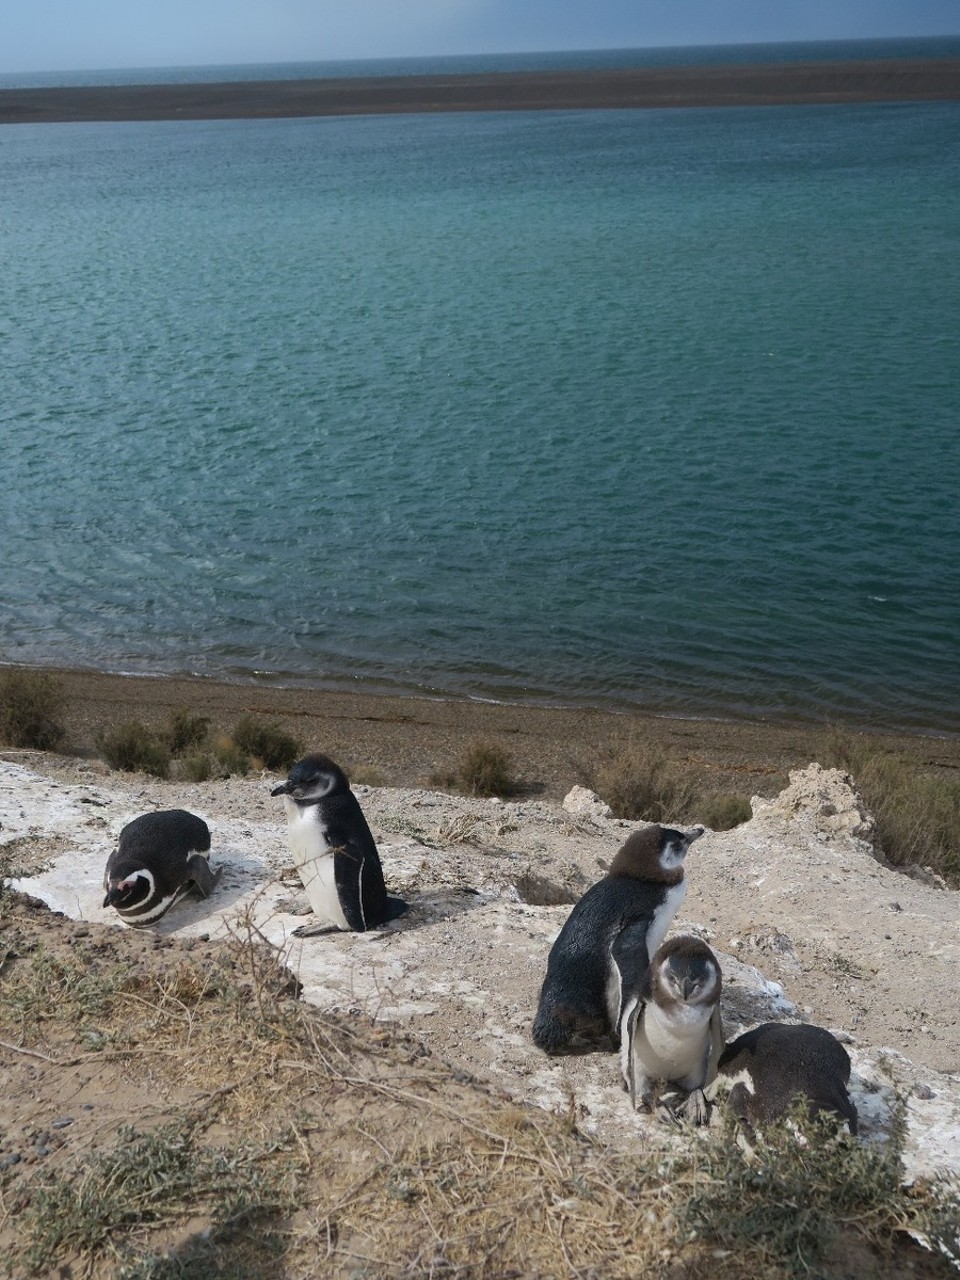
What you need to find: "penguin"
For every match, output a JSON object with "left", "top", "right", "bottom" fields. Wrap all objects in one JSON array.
[
  {"left": 621, "top": 934, "right": 724, "bottom": 1114},
  {"left": 271, "top": 752, "right": 406, "bottom": 933},
  {"left": 103, "top": 809, "right": 220, "bottom": 926},
  {"left": 531, "top": 824, "right": 704, "bottom": 1054},
  {"left": 708, "top": 1022, "right": 858, "bottom": 1134}
]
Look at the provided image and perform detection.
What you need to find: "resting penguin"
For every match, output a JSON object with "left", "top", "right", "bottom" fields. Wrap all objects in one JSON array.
[
  {"left": 621, "top": 934, "right": 723, "bottom": 1114},
  {"left": 531, "top": 824, "right": 704, "bottom": 1054},
  {"left": 103, "top": 809, "right": 220, "bottom": 927},
  {"left": 708, "top": 1022, "right": 858, "bottom": 1134},
  {"left": 271, "top": 753, "right": 407, "bottom": 934}
]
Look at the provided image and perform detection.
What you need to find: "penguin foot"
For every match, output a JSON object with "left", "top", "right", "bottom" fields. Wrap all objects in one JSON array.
[{"left": 292, "top": 921, "right": 341, "bottom": 938}]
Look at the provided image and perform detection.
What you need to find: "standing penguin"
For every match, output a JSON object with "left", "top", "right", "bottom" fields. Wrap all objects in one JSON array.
[
  {"left": 103, "top": 809, "right": 219, "bottom": 926},
  {"left": 621, "top": 934, "right": 724, "bottom": 1113},
  {"left": 271, "top": 753, "right": 406, "bottom": 933},
  {"left": 709, "top": 1022, "right": 858, "bottom": 1134},
  {"left": 531, "top": 824, "right": 704, "bottom": 1054}
]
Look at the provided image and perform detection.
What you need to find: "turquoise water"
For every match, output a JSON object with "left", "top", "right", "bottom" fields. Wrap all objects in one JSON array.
[{"left": 2, "top": 99, "right": 959, "bottom": 728}]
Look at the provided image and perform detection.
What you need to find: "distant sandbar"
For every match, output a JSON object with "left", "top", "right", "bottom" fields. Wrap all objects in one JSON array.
[{"left": 3, "top": 58, "right": 960, "bottom": 125}]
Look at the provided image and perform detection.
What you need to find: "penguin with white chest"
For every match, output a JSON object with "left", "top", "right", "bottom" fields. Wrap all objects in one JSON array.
[
  {"left": 708, "top": 1022, "right": 858, "bottom": 1134},
  {"left": 532, "top": 824, "right": 704, "bottom": 1054},
  {"left": 103, "top": 809, "right": 220, "bottom": 926},
  {"left": 621, "top": 934, "right": 724, "bottom": 1114},
  {"left": 271, "top": 753, "right": 407, "bottom": 933}
]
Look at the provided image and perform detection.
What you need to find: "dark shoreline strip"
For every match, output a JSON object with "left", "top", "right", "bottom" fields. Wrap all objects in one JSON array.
[{"left": 3, "top": 59, "right": 960, "bottom": 125}]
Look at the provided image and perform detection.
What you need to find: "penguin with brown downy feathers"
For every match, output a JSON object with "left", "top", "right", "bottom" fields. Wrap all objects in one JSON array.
[{"left": 531, "top": 824, "right": 704, "bottom": 1054}]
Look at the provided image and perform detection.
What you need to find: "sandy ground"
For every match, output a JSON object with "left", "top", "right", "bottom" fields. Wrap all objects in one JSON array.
[
  {"left": 2, "top": 58, "right": 960, "bottom": 125},
  {"left": 3, "top": 749, "right": 958, "bottom": 1187}
]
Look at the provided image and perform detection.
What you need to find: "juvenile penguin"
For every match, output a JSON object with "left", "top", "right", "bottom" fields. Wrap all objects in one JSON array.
[
  {"left": 621, "top": 934, "right": 723, "bottom": 1113},
  {"left": 531, "top": 824, "right": 704, "bottom": 1054},
  {"left": 709, "top": 1022, "right": 858, "bottom": 1134},
  {"left": 103, "top": 809, "right": 219, "bottom": 926},
  {"left": 271, "top": 753, "right": 406, "bottom": 933}
]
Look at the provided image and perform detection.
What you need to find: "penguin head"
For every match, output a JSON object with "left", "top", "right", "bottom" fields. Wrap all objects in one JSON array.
[
  {"left": 649, "top": 935, "right": 721, "bottom": 1011},
  {"left": 271, "top": 753, "right": 350, "bottom": 803},
  {"left": 608, "top": 824, "right": 704, "bottom": 883},
  {"left": 103, "top": 869, "right": 153, "bottom": 910}
]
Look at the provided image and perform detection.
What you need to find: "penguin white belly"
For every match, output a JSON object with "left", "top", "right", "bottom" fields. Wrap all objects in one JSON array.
[
  {"left": 634, "top": 1003, "right": 713, "bottom": 1090},
  {"left": 284, "top": 800, "right": 350, "bottom": 930}
]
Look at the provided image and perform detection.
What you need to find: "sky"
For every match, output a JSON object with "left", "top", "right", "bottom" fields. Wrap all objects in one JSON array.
[{"left": 4, "top": 0, "right": 959, "bottom": 74}]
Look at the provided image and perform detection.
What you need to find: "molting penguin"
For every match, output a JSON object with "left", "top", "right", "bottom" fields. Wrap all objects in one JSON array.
[
  {"left": 708, "top": 1022, "right": 858, "bottom": 1134},
  {"left": 103, "top": 809, "right": 219, "bottom": 927},
  {"left": 621, "top": 934, "right": 723, "bottom": 1113},
  {"left": 531, "top": 824, "right": 704, "bottom": 1054},
  {"left": 271, "top": 753, "right": 407, "bottom": 933}
]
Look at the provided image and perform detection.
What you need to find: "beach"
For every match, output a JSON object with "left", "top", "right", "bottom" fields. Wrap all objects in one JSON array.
[
  {"left": 30, "top": 665, "right": 960, "bottom": 799},
  {"left": 2, "top": 58, "right": 960, "bottom": 124}
]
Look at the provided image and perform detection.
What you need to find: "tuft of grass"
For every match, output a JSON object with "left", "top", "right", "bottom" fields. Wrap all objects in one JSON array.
[
  {"left": 820, "top": 726, "right": 960, "bottom": 886},
  {"left": 0, "top": 669, "right": 65, "bottom": 751},
  {"left": 695, "top": 791, "right": 753, "bottom": 831},
  {"left": 213, "top": 737, "right": 250, "bottom": 777},
  {"left": 95, "top": 722, "right": 170, "bottom": 778},
  {"left": 231, "top": 716, "right": 302, "bottom": 772},
  {"left": 345, "top": 762, "right": 386, "bottom": 788},
  {"left": 581, "top": 740, "right": 699, "bottom": 823},
  {"left": 162, "top": 707, "right": 211, "bottom": 756},
  {"left": 23, "top": 1120, "right": 300, "bottom": 1276},
  {"left": 179, "top": 751, "right": 214, "bottom": 783}
]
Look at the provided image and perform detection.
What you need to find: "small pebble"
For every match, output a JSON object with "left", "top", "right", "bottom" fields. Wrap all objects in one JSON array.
[
  {"left": 52, "top": 1117, "right": 74, "bottom": 1129},
  {"left": 0, "top": 1154, "right": 21, "bottom": 1169},
  {"left": 914, "top": 1084, "right": 936, "bottom": 1101}
]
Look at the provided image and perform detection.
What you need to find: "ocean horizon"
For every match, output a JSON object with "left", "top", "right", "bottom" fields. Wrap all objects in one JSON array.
[{"left": 2, "top": 52, "right": 959, "bottom": 733}]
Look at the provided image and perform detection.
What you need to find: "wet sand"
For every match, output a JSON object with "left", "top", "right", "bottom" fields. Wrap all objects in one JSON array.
[
  {"left": 19, "top": 665, "right": 960, "bottom": 801},
  {"left": 3, "top": 59, "right": 960, "bottom": 125}
]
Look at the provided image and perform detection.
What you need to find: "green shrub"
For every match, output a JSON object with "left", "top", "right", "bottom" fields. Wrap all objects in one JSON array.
[
  {"left": 231, "top": 716, "right": 301, "bottom": 772},
  {"left": 163, "top": 708, "right": 210, "bottom": 756},
  {"left": 213, "top": 739, "right": 250, "bottom": 777},
  {"left": 0, "top": 669, "right": 66, "bottom": 751},
  {"left": 820, "top": 726, "right": 960, "bottom": 886},
  {"left": 179, "top": 752, "right": 214, "bottom": 783},
  {"left": 696, "top": 791, "right": 753, "bottom": 831},
  {"left": 583, "top": 740, "right": 698, "bottom": 822},
  {"left": 95, "top": 723, "right": 170, "bottom": 778}
]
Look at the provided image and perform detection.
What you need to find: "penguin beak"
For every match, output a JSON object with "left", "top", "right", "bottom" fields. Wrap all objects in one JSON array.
[{"left": 271, "top": 781, "right": 293, "bottom": 796}]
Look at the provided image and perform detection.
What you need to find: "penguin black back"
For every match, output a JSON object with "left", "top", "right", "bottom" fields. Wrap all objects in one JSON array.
[
  {"left": 532, "top": 824, "right": 703, "bottom": 1054},
  {"left": 103, "top": 809, "right": 218, "bottom": 927},
  {"left": 715, "top": 1022, "right": 858, "bottom": 1134}
]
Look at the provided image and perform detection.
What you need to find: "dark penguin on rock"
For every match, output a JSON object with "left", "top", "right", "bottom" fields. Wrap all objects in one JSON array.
[
  {"left": 622, "top": 934, "right": 724, "bottom": 1114},
  {"left": 271, "top": 753, "right": 407, "bottom": 934},
  {"left": 709, "top": 1022, "right": 859, "bottom": 1135},
  {"left": 532, "top": 823, "right": 704, "bottom": 1054},
  {"left": 103, "top": 809, "right": 220, "bottom": 927}
]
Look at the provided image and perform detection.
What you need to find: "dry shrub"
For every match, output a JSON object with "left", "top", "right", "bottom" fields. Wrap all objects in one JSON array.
[
  {"left": 821, "top": 726, "right": 960, "bottom": 886},
  {"left": 231, "top": 715, "right": 302, "bottom": 772},
  {"left": 695, "top": 791, "right": 753, "bottom": 831},
  {"left": 162, "top": 707, "right": 210, "bottom": 756},
  {"left": 430, "top": 739, "right": 521, "bottom": 798},
  {"left": 95, "top": 722, "right": 170, "bottom": 778},
  {"left": 583, "top": 739, "right": 699, "bottom": 822},
  {"left": 0, "top": 669, "right": 65, "bottom": 751}
]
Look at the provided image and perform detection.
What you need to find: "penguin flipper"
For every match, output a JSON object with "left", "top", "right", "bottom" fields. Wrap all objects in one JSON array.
[
  {"left": 185, "top": 856, "right": 222, "bottom": 900},
  {"left": 328, "top": 823, "right": 390, "bottom": 931},
  {"left": 706, "top": 1005, "right": 725, "bottom": 1087},
  {"left": 609, "top": 917, "right": 653, "bottom": 1044}
]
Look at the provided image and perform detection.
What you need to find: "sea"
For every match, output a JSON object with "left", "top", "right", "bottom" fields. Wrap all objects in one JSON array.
[{"left": 2, "top": 39, "right": 959, "bottom": 731}]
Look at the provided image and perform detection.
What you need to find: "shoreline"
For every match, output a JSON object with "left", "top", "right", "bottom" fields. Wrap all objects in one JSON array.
[
  {"left": 8, "top": 663, "right": 960, "bottom": 800},
  {"left": 2, "top": 59, "right": 960, "bottom": 124}
]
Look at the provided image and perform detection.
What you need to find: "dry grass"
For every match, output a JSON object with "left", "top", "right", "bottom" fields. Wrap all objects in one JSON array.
[
  {"left": 231, "top": 715, "right": 302, "bottom": 773},
  {"left": 819, "top": 726, "right": 960, "bottom": 886},
  {"left": 1, "top": 894, "right": 957, "bottom": 1279},
  {"left": 94, "top": 721, "right": 172, "bottom": 778},
  {"left": 0, "top": 669, "right": 65, "bottom": 751}
]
